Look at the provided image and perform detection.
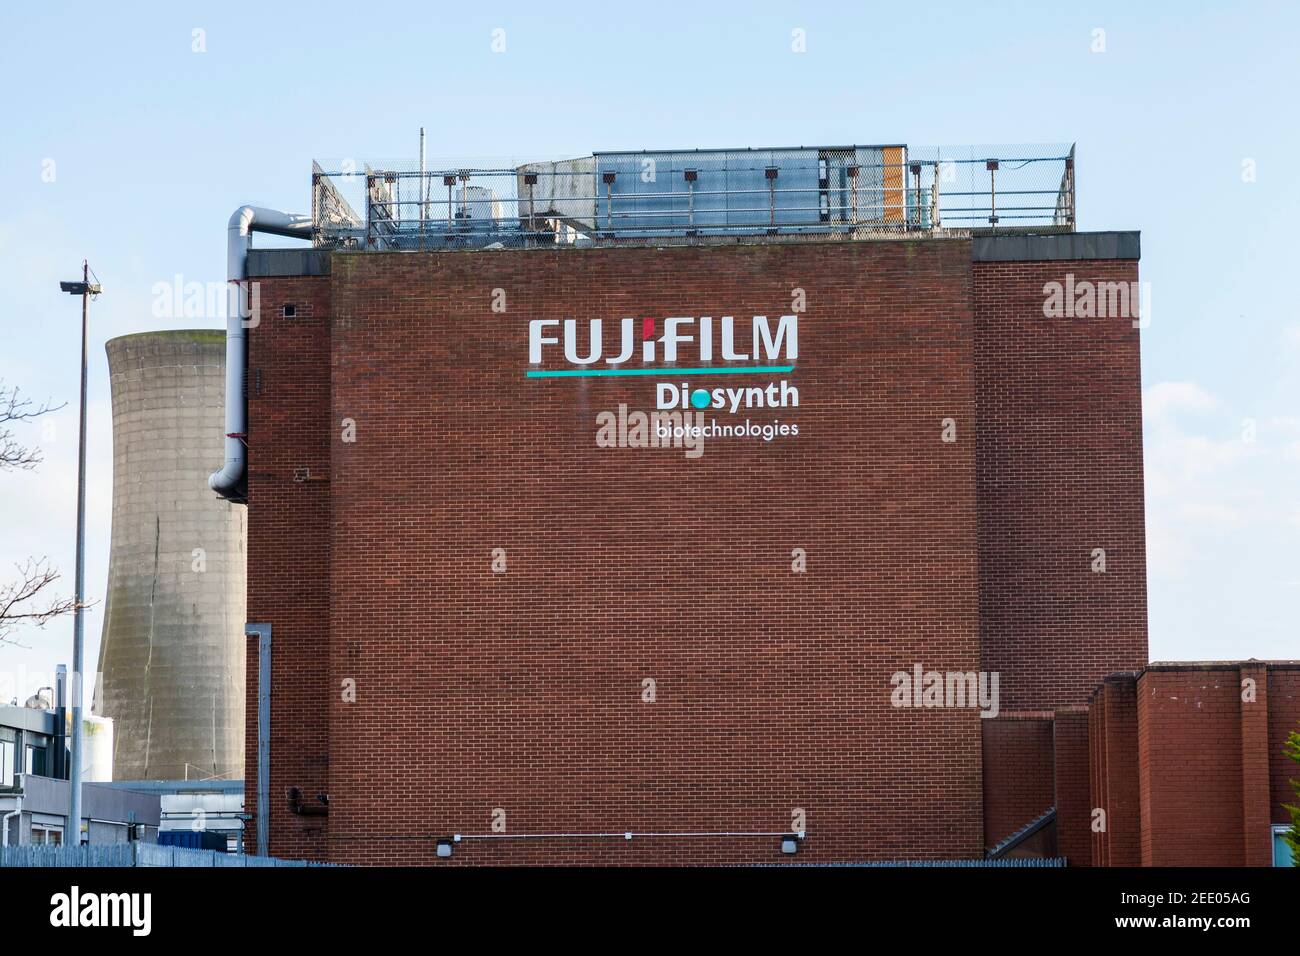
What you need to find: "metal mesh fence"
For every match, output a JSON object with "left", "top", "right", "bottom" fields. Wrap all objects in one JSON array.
[
  {"left": 312, "top": 143, "right": 1074, "bottom": 251},
  {"left": 908, "top": 143, "right": 1075, "bottom": 230},
  {"left": 0, "top": 842, "right": 334, "bottom": 867}
]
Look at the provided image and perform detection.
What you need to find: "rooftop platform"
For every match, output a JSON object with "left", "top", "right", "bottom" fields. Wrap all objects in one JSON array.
[{"left": 310, "top": 143, "right": 1076, "bottom": 252}]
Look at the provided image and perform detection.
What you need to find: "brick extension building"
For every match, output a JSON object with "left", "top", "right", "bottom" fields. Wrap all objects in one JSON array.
[{"left": 220, "top": 146, "right": 1297, "bottom": 865}]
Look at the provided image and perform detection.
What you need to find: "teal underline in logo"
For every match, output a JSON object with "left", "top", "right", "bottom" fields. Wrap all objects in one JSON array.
[{"left": 526, "top": 365, "right": 795, "bottom": 379}]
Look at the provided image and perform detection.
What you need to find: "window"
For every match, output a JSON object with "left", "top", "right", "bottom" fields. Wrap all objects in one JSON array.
[
  {"left": 25, "top": 744, "right": 47, "bottom": 777},
  {"left": 33, "top": 826, "right": 63, "bottom": 846},
  {"left": 25, "top": 749, "right": 47, "bottom": 780},
  {"left": 1274, "top": 826, "right": 1295, "bottom": 867},
  {"left": 0, "top": 740, "right": 14, "bottom": 787}
]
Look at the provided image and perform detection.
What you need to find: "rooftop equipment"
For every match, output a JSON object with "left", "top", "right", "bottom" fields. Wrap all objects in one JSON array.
[{"left": 312, "top": 142, "right": 1075, "bottom": 251}]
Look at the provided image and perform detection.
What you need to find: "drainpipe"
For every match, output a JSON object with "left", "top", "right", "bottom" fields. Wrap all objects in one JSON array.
[
  {"left": 2, "top": 794, "right": 22, "bottom": 847},
  {"left": 209, "top": 206, "right": 312, "bottom": 501},
  {"left": 246, "top": 622, "right": 272, "bottom": 856},
  {"left": 54, "top": 664, "right": 67, "bottom": 779}
]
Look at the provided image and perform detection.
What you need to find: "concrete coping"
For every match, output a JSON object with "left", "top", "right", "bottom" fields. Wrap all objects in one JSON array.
[
  {"left": 247, "top": 248, "right": 331, "bottom": 277},
  {"left": 971, "top": 230, "right": 1139, "bottom": 262}
]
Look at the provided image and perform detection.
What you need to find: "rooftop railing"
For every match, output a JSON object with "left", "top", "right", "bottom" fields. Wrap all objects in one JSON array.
[{"left": 312, "top": 143, "right": 1075, "bottom": 251}]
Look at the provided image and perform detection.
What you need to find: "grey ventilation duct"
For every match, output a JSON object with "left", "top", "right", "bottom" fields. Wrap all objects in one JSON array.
[{"left": 210, "top": 206, "right": 312, "bottom": 501}]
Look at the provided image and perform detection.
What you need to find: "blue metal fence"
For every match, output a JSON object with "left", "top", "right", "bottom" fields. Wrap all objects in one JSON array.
[{"left": 0, "top": 843, "right": 333, "bottom": 867}]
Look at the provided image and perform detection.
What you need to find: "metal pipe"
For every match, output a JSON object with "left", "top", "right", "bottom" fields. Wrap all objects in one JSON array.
[
  {"left": 334, "top": 155, "right": 1064, "bottom": 179},
  {"left": 454, "top": 829, "right": 803, "bottom": 840},
  {"left": 209, "top": 207, "right": 311, "bottom": 501},
  {"left": 986, "top": 159, "right": 1000, "bottom": 226},
  {"left": 419, "top": 128, "right": 427, "bottom": 251},
  {"left": 54, "top": 664, "right": 66, "bottom": 780},
  {"left": 69, "top": 260, "right": 89, "bottom": 845},
  {"left": 2, "top": 795, "right": 22, "bottom": 846},
  {"left": 247, "top": 622, "right": 272, "bottom": 856}
]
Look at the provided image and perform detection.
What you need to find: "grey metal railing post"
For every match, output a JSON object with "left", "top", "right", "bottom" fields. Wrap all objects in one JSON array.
[
  {"left": 684, "top": 169, "right": 697, "bottom": 228},
  {"left": 1067, "top": 146, "right": 1076, "bottom": 228},
  {"left": 847, "top": 165, "right": 859, "bottom": 226},
  {"left": 930, "top": 162, "right": 941, "bottom": 229},
  {"left": 602, "top": 171, "right": 616, "bottom": 230},
  {"left": 765, "top": 167, "right": 778, "bottom": 228},
  {"left": 986, "top": 159, "right": 999, "bottom": 227},
  {"left": 419, "top": 173, "right": 426, "bottom": 252},
  {"left": 365, "top": 174, "right": 375, "bottom": 248},
  {"left": 311, "top": 172, "right": 320, "bottom": 246},
  {"left": 910, "top": 163, "right": 922, "bottom": 229}
]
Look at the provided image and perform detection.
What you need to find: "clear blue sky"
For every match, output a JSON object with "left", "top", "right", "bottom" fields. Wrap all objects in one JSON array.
[{"left": 1, "top": 1, "right": 1296, "bottom": 706}]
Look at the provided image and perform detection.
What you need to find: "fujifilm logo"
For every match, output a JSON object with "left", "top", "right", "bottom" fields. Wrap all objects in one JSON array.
[
  {"left": 49, "top": 886, "right": 152, "bottom": 937},
  {"left": 529, "top": 312, "right": 804, "bottom": 452},
  {"left": 528, "top": 314, "right": 798, "bottom": 368}
]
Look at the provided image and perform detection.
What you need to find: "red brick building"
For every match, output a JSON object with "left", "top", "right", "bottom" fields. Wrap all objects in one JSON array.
[
  {"left": 1094, "top": 662, "right": 1299, "bottom": 866},
  {"left": 236, "top": 227, "right": 1183, "bottom": 865},
  {"left": 221, "top": 149, "right": 1295, "bottom": 866}
]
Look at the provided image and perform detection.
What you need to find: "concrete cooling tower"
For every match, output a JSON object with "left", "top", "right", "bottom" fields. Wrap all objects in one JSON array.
[{"left": 94, "top": 330, "right": 246, "bottom": 780}]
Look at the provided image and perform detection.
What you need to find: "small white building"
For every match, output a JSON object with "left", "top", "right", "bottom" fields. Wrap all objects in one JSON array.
[{"left": 1, "top": 704, "right": 159, "bottom": 846}]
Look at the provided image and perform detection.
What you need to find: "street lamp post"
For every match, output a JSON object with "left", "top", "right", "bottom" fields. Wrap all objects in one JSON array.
[{"left": 59, "top": 261, "right": 100, "bottom": 845}]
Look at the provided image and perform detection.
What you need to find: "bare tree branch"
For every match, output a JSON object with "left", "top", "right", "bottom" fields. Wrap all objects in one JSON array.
[
  {"left": 0, "top": 381, "right": 77, "bottom": 648},
  {"left": 0, "top": 562, "right": 90, "bottom": 650},
  {"left": 0, "top": 379, "right": 66, "bottom": 471},
  {"left": 0, "top": 558, "right": 78, "bottom": 646}
]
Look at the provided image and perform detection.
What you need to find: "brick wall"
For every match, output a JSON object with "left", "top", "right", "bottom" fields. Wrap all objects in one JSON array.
[
  {"left": 1053, "top": 707, "right": 1092, "bottom": 866},
  {"left": 1090, "top": 674, "right": 1141, "bottom": 866},
  {"left": 1128, "top": 663, "right": 1299, "bottom": 867},
  {"left": 973, "top": 260, "right": 1147, "bottom": 711},
  {"left": 1240, "top": 662, "right": 1272, "bottom": 866},
  {"left": 246, "top": 277, "right": 333, "bottom": 861},
  {"left": 1268, "top": 669, "right": 1300, "bottom": 828},
  {"left": 1138, "top": 668, "right": 1245, "bottom": 865},
  {"left": 245, "top": 238, "right": 1150, "bottom": 865},
  {"left": 981, "top": 715, "right": 1055, "bottom": 848},
  {"left": 320, "top": 241, "right": 982, "bottom": 865}
]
